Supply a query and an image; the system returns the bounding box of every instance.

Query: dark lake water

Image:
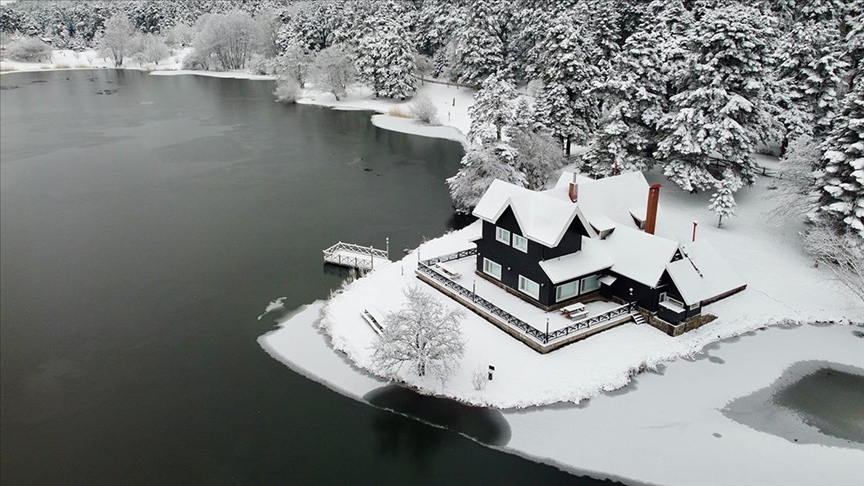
[0,70,611,485]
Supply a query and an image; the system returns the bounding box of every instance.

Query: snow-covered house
[471,171,746,326]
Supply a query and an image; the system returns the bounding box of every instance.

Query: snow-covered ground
[0,48,191,74]
[260,301,864,486]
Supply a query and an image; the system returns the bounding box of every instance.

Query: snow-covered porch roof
[666,241,747,305]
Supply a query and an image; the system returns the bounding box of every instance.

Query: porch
[416,249,637,353]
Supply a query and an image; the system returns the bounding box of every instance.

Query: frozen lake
[0,70,611,484]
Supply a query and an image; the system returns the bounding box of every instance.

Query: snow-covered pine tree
[447,143,524,213]
[582,27,669,178]
[450,0,514,86]
[657,4,776,199]
[355,20,417,99]
[467,75,517,145]
[775,21,848,141]
[843,3,863,88]
[531,15,599,155]
[814,82,864,243]
[709,169,744,226]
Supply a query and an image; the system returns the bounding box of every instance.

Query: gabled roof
[472,180,591,248]
[603,226,680,287]
[666,241,747,305]
[539,238,615,284]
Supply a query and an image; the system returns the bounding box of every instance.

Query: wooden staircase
[631,312,647,326]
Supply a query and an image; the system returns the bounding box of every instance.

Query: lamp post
[629,287,634,312]
[472,279,476,303]
[692,221,698,242]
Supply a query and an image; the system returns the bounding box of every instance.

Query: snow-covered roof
[473,180,591,248]
[666,241,747,305]
[603,226,680,287]
[539,238,615,284]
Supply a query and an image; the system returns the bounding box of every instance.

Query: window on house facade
[689,302,699,311]
[483,258,502,280]
[512,234,528,252]
[495,227,511,244]
[556,281,579,302]
[580,274,601,293]
[518,275,540,299]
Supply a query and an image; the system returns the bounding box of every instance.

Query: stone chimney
[568,173,578,203]
[645,184,661,235]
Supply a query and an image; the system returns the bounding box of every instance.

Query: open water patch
[363,385,511,446]
[722,360,864,449]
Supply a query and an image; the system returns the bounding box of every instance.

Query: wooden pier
[323,241,390,271]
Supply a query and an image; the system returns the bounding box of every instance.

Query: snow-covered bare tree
[770,135,822,221]
[134,33,169,65]
[511,130,566,190]
[814,82,864,242]
[448,143,523,213]
[276,42,311,88]
[803,223,864,304]
[409,94,439,125]
[99,14,135,67]
[371,284,466,382]
[6,36,52,62]
[311,44,355,101]
[467,75,517,144]
[354,21,417,99]
[658,5,776,201]
[194,11,259,71]
[709,169,744,227]
[166,22,194,47]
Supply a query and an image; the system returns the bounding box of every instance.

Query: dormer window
[496,227,511,244]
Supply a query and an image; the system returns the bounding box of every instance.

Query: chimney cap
[650,183,662,189]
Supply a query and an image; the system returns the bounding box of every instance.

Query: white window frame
[512,234,528,253]
[518,275,540,300]
[580,274,601,294]
[483,258,502,280]
[555,281,579,302]
[689,302,699,311]
[495,227,511,244]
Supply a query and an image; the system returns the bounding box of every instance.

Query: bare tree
[769,135,822,222]
[803,223,864,304]
[194,10,260,71]
[409,94,439,125]
[134,34,169,65]
[372,284,466,382]
[6,37,52,62]
[277,42,311,88]
[166,23,195,48]
[99,14,135,67]
[311,45,355,101]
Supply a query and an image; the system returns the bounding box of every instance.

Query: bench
[560,302,588,320]
[433,263,461,280]
[361,307,386,335]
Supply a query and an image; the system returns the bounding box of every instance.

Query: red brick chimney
[645,184,661,235]
[568,173,578,203]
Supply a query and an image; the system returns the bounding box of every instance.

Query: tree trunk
[717,215,723,227]
[565,136,572,156]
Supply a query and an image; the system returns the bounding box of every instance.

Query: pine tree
[450,0,515,86]
[582,27,669,177]
[657,5,776,197]
[531,15,599,155]
[814,82,864,243]
[355,20,417,99]
[709,169,744,226]
[775,21,848,141]
[467,75,517,145]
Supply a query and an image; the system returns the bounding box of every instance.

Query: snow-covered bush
[274,77,301,103]
[471,366,489,391]
[371,285,466,382]
[249,54,277,75]
[409,95,440,125]
[803,223,864,303]
[276,43,311,88]
[6,36,52,62]
[181,49,209,70]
